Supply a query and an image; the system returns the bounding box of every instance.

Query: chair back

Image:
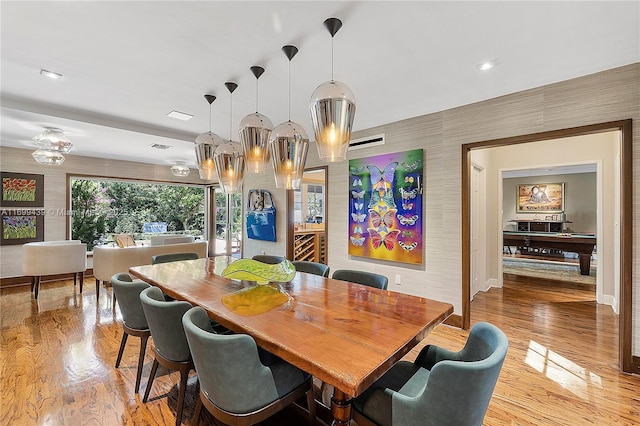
[292,261,330,277]
[415,322,508,425]
[151,252,199,264]
[332,269,388,290]
[111,273,150,330]
[252,254,285,264]
[183,306,299,414]
[140,286,192,362]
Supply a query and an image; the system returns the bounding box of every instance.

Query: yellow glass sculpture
[220,258,296,284]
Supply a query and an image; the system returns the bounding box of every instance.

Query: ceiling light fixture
[476,60,498,71]
[269,45,309,190]
[40,69,63,80]
[166,110,194,121]
[195,94,223,182]
[170,161,191,177]
[214,82,245,194]
[32,149,65,165]
[239,66,273,173]
[33,127,73,152]
[310,17,356,163]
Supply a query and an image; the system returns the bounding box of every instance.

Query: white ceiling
[1,1,638,169]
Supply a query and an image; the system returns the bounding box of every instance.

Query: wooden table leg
[578,254,591,275]
[331,388,351,426]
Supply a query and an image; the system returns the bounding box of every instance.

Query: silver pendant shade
[214,82,246,194]
[239,66,273,173]
[269,45,309,190]
[309,18,356,163]
[195,94,223,181]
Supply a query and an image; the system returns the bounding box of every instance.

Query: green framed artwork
[1,172,44,208]
[1,210,45,245]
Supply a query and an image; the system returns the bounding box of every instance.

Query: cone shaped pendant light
[309,17,356,162]
[239,66,273,173]
[269,45,309,190]
[214,82,245,194]
[195,94,223,181]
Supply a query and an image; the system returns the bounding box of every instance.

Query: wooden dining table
[130,257,453,425]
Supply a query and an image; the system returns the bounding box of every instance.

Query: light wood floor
[1,274,639,425]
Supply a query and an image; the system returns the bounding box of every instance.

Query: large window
[71,178,205,250]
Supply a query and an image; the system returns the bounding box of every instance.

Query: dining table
[129,257,454,425]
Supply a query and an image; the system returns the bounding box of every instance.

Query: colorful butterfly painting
[368,229,401,250]
[369,190,396,208]
[402,202,414,211]
[352,179,362,187]
[397,214,418,226]
[350,166,365,175]
[400,187,418,200]
[398,241,418,251]
[353,225,363,234]
[404,176,415,183]
[402,160,421,171]
[351,213,366,223]
[353,202,363,211]
[369,162,398,189]
[402,230,414,237]
[351,190,365,199]
[369,208,395,228]
[350,236,365,246]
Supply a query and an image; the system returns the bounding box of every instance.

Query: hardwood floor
[1,275,639,425]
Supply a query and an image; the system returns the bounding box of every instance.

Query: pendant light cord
[331,36,334,81]
[255,77,259,113]
[208,104,212,132]
[288,59,291,121]
[229,93,233,142]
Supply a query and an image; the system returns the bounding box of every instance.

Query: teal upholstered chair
[352,322,508,426]
[332,269,388,290]
[139,286,194,426]
[111,272,150,393]
[251,254,285,264]
[292,260,330,277]
[151,252,199,264]
[182,306,316,426]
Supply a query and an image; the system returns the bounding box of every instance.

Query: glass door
[213,189,242,256]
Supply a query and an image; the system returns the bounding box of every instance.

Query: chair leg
[30,277,35,292]
[95,279,100,299]
[74,273,77,286]
[175,363,190,426]
[34,276,41,299]
[143,358,159,403]
[192,397,202,426]
[306,385,317,426]
[135,334,149,394]
[79,272,84,293]
[115,332,129,368]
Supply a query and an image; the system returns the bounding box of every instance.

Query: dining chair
[332,269,389,290]
[182,306,316,426]
[139,286,194,426]
[352,322,509,426]
[251,254,286,264]
[292,260,330,277]
[111,273,151,393]
[151,252,199,264]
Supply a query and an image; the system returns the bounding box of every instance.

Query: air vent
[348,133,385,151]
[149,143,173,150]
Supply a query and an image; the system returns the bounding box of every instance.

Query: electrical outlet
[395,274,401,285]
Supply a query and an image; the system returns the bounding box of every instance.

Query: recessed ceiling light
[166,110,193,121]
[475,60,498,71]
[149,143,172,150]
[40,69,63,80]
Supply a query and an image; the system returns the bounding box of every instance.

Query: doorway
[462,120,633,372]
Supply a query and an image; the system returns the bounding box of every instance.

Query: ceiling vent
[149,143,173,150]
[348,133,385,151]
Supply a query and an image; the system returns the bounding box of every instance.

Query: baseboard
[0,269,94,288]
[485,278,499,290]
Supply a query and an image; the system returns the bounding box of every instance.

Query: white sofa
[92,240,208,298]
[22,240,87,299]
[149,234,195,246]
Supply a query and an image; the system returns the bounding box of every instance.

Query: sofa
[92,240,207,298]
[22,240,87,299]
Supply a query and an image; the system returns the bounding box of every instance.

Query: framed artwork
[1,172,44,208]
[516,183,564,213]
[1,210,45,245]
[348,149,423,265]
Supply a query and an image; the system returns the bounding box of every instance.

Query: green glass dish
[221,258,296,284]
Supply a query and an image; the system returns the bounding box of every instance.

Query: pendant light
[170,161,191,177]
[214,82,245,194]
[239,66,273,173]
[195,94,223,181]
[309,17,356,162]
[33,127,73,152]
[31,149,65,165]
[269,45,309,190]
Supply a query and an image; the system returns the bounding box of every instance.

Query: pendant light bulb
[195,94,223,181]
[214,82,245,194]
[239,66,273,173]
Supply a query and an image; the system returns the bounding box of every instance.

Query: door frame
[461,119,633,372]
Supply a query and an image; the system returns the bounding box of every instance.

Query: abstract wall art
[348,149,423,265]
[1,210,45,245]
[0,172,44,208]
